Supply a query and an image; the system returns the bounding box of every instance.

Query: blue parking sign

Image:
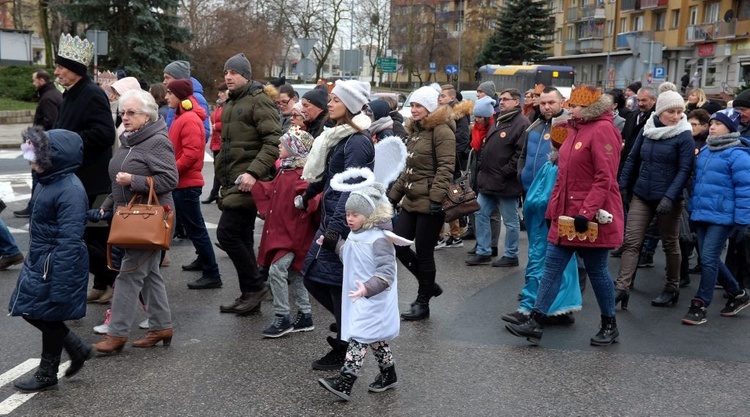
[654,66,666,79]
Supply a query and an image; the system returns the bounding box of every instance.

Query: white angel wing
[374,136,407,186]
[384,230,413,247]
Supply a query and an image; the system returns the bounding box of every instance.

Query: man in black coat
[32,70,62,130]
[618,86,656,179]
[53,33,117,300]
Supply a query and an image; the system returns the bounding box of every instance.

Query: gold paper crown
[567,85,601,107]
[550,125,569,148]
[534,84,546,95]
[57,33,94,67]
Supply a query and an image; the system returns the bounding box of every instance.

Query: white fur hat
[410,86,439,113]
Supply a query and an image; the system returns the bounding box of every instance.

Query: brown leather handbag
[107,177,174,270]
[442,176,480,222]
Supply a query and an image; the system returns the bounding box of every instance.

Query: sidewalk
[0,124,29,149]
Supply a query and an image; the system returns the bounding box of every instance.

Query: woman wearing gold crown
[505,85,624,346]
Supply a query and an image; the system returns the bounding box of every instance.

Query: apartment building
[545,0,750,95]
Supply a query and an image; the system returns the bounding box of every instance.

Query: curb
[0,143,19,150]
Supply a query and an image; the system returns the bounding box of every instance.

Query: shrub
[0,66,49,102]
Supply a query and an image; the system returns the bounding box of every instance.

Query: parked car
[459,90,478,103]
[291,84,322,98]
[371,92,408,109]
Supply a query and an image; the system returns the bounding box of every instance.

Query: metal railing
[686,19,737,42]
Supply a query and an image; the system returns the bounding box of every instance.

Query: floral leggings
[342,339,394,375]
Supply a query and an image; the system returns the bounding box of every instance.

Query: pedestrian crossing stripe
[0,151,22,160]
[0,359,72,415]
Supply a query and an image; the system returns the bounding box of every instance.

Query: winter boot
[505,311,544,345]
[312,336,347,371]
[590,315,619,346]
[318,370,358,401]
[14,353,60,392]
[62,331,94,378]
[368,364,398,393]
[401,294,430,321]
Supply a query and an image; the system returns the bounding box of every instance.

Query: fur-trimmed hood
[406,104,456,133]
[451,100,474,120]
[579,94,614,122]
[21,127,83,182]
[264,84,279,101]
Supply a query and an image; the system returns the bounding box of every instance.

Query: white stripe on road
[204,151,213,163]
[0,361,71,416]
[0,151,22,160]
[0,359,37,388]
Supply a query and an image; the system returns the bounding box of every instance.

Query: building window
[704,2,720,23]
[740,0,750,19]
[559,0,564,13]
[689,6,698,25]
[620,17,627,33]
[705,65,717,87]
[632,15,643,31]
[606,20,614,36]
[672,10,680,28]
[568,26,574,40]
[556,28,563,42]
[655,12,666,31]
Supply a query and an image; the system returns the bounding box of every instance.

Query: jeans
[534,245,615,317]
[0,218,21,257]
[268,252,311,316]
[173,187,220,278]
[475,193,519,258]
[693,222,741,306]
[217,207,264,293]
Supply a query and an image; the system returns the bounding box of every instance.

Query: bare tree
[356,0,389,83]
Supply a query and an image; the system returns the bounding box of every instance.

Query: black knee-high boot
[63,331,94,378]
[14,353,60,392]
[401,270,441,321]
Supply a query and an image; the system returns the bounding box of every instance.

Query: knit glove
[294,195,308,210]
[656,197,673,215]
[321,228,340,252]
[87,209,113,222]
[429,201,443,216]
[574,215,589,234]
[730,224,749,244]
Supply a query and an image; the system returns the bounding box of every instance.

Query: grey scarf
[706,132,742,151]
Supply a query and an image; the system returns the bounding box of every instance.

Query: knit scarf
[495,108,521,126]
[368,116,394,134]
[706,132,742,151]
[302,113,372,182]
[642,114,691,140]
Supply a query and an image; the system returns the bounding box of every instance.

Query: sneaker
[0,253,24,270]
[465,254,492,266]
[688,264,702,274]
[720,290,750,317]
[93,323,110,335]
[262,314,293,338]
[444,237,464,248]
[139,319,150,329]
[291,311,314,332]
[682,300,707,325]
[434,238,447,250]
[501,311,529,325]
[12,208,30,218]
[492,256,519,267]
[637,253,654,268]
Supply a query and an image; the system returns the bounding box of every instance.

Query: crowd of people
[1,32,750,401]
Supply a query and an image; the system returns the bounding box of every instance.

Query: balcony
[565,39,579,54]
[566,7,580,22]
[579,27,604,40]
[581,6,606,20]
[616,30,653,49]
[640,0,667,9]
[621,0,639,12]
[686,19,737,42]
[579,39,604,53]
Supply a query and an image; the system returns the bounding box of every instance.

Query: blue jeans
[0,218,21,257]
[475,193,519,258]
[534,244,615,317]
[694,222,741,306]
[173,187,220,278]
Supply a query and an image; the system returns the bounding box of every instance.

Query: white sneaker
[93,323,109,335]
[139,319,150,329]
[435,238,447,250]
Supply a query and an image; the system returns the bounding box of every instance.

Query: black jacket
[305,111,331,138]
[33,82,62,131]
[390,111,407,139]
[54,76,116,196]
[618,106,653,178]
[476,108,529,197]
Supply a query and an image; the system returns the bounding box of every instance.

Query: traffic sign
[377,57,397,73]
[446,65,458,75]
[429,62,436,74]
[653,66,666,79]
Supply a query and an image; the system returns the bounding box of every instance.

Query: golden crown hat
[57,33,95,67]
[567,85,602,108]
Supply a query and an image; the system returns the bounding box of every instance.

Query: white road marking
[0,359,37,388]
[204,151,213,163]
[0,361,71,415]
[0,151,22,160]
[205,221,217,230]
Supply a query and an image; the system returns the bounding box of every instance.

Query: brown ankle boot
[92,335,128,354]
[132,329,173,347]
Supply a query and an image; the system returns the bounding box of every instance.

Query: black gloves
[573,215,589,234]
[656,197,673,215]
[429,201,443,216]
[546,218,552,229]
[321,229,340,252]
[87,209,112,222]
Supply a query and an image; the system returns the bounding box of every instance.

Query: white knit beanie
[332,80,371,114]
[410,86,439,113]
[655,91,685,116]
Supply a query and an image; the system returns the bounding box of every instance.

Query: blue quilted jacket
[9,130,89,321]
[690,135,750,226]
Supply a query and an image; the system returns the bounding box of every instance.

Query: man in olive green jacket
[215,53,281,315]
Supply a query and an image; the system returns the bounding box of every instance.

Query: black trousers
[393,209,444,297]
[23,318,69,356]
[217,207,263,293]
[726,237,750,289]
[304,278,343,341]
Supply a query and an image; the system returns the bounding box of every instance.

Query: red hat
[167,79,193,100]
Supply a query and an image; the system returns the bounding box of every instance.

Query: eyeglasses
[118,110,144,117]
[275,99,290,107]
[291,113,303,119]
[499,97,517,102]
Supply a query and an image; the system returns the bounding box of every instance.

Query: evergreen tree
[54,0,191,81]
[475,0,553,67]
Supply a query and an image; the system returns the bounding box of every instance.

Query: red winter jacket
[545,99,624,249]
[470,116,494,152]
[209,103,223,153]
[251,165,321,272]
[168,96,206,189]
